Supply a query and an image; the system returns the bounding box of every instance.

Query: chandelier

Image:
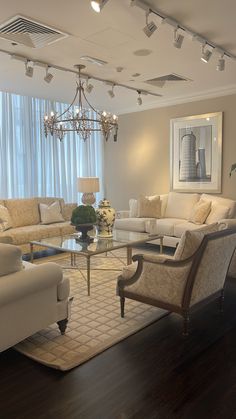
[44,64,118,142]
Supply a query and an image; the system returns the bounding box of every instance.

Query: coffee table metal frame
[30,231,163,296]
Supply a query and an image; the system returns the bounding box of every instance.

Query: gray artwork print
[179,126,212,182]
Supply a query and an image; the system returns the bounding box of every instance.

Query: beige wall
[104,93,236,210]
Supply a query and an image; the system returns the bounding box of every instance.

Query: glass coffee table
[30,229,163,296]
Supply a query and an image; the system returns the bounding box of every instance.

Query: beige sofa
[0,243,71,352]
[0,197,77,254]
[115,192,236,248]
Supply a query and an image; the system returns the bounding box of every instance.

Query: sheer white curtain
[0,92,104,203]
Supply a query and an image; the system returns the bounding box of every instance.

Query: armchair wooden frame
[117,228,236,335]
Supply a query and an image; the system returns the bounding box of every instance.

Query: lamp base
[81,193,96,205]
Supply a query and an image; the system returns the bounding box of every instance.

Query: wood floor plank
[1,278,236,419]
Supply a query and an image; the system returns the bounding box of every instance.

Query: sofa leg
[183,311,190,336]
[57,319,68,335]
[120,296,125,318]
[219,289,225,313]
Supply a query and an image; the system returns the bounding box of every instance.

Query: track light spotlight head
[143,11,157,37]
[91,0,109,13]
[108,85,115,98]
[201,44,212,63]
[85,78,94,93]
[216,55,225,71]
[137,91,142,105]
[25,60,34,78]
[173,29,184,49]
[44,66,53,83]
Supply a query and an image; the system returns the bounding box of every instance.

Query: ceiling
[0,0,236,114]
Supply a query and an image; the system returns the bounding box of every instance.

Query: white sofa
[115,192,236,248]
[0,243,71,352]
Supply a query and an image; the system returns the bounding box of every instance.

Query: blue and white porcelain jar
[96,199,115,238]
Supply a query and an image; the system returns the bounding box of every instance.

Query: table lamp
[77,177,100,205]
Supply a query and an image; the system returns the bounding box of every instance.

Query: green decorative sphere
[71,205,97,225]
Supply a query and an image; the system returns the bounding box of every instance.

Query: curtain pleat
[0,92,104,203]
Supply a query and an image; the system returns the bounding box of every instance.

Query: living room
[1,1,236,418]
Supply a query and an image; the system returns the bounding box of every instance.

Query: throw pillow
[174,223,219,261]
[39,201,65,224]
[137,195,161,218]
[0,204,13,232]
[205,202,230,225]
[188,199,212,225]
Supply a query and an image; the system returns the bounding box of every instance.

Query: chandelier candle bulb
[44,64,118,142]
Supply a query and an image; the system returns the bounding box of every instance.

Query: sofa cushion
[0,244,23,277]
[138,195,161,218]
[0,224,63,245]
[165,192,200,220]
[0,204,13,232]
[115,218,153,233]
[5,198,40,228]
[205,202,230,225]
[39,201,65,224]
[174,222,208,238]
[201,194,236,218]
[149,218,184,236]
[174,223,219,260]
[188,199,212,225]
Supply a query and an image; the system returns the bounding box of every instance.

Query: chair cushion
[0,244,23,277]
[165,192,200,220]
[5,198,40,228]
[137,195,161,218]
[0,204,13,232]
[174,223,219,260]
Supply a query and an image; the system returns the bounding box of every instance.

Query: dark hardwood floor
[1,278,236,419]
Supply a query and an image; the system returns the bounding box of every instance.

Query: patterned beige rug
[15,249,168,371]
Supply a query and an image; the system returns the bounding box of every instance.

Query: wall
[104,93,236,209]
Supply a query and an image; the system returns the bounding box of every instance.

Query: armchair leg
[120,296,125,318]
[219,289,225,313]
[57,319,68,335]
[183,311,190,336]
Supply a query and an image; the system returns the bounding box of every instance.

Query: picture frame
[170,112,223,193]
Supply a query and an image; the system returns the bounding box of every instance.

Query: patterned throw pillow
[174,223,219,261]
[0,204,13,232]
[137,195,161,218]
[188,199,212,225]
[39,201,65,224]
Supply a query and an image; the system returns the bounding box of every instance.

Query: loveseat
[0,243,71,352]
[115,192,236,248]
[0,197,77,254]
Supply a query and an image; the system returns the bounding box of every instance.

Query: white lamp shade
[77,177,100,193]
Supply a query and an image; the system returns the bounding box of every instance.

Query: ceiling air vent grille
[145,73,191,88]
[0,15,68,48]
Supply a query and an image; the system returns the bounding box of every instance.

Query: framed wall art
[170,112,223,193]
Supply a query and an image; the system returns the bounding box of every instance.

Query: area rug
[14,249,168,371]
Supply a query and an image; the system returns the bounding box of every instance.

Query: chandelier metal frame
[44,64,118,142]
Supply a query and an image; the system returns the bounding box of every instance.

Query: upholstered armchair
[0,243,71,352]
[117,228,236,335]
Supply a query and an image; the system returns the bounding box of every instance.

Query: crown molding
[117,84,236,115]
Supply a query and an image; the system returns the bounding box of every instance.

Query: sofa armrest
[0,262,64,306]
[62,203,77,221]
[218,218,236,230]
[116,210,130,219]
